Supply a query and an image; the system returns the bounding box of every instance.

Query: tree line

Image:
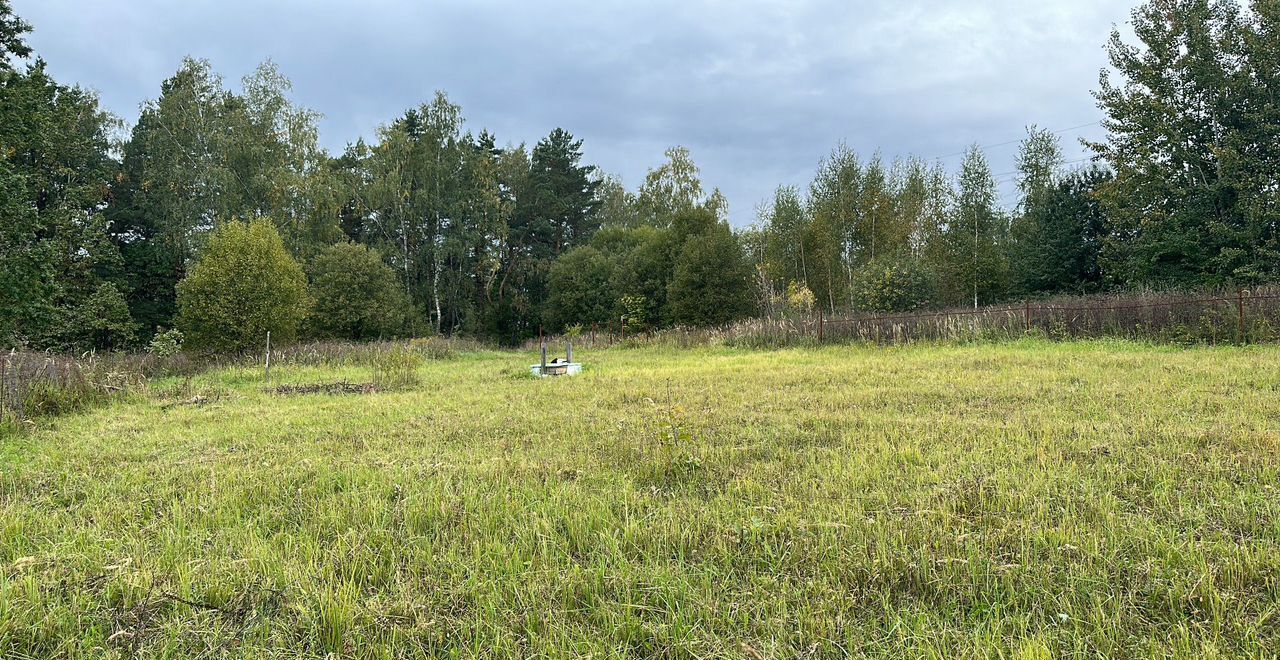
[2,0,1277,352]
[750,0,1279,316]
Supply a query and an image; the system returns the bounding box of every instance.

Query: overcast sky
[15,0,1132,226]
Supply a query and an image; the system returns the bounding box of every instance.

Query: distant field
[2,341,1278,657]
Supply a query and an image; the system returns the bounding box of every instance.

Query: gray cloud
[16,0,1131,224]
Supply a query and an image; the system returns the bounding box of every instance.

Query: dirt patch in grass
[272,382,379,396]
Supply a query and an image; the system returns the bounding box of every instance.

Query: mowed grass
[2,341,1279,658]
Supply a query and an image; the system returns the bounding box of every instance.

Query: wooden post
[540,342,547,374]
[1238,289,1246,344]
[591,323,597,348]
[1024,300,1031,333]
[265,331,272,382]
[621,316,626,342]
[567,340,574,364]
[817,309,824,343]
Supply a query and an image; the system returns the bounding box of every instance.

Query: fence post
[1238,289,1246,344]
[265,331,272,382]
[818,309,824,344]
[1024,300,1031,333]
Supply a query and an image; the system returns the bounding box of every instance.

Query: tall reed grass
[541,286,1280,350]
[0,337,481,430]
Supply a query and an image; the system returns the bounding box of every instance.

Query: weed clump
[2,353,145,430]
[369,346,423,390]
[409,337,456,360]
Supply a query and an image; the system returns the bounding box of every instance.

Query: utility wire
[990,156,1097,181]
[931,121,1102,161]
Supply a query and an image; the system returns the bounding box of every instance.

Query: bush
[851,256,937,313]
[176,219,309,354]
[148,328,184,357]
[784,281,816,317]
[61,282,137,350]
[306,242,409,340]
[667,225,755,327]
[619,295,650,333]
[542,246,615,332]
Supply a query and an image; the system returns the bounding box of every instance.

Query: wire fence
[8,288,1280,429]
[0,351,149,429]
[557,286,1280,350]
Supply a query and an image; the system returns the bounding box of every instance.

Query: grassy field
[1,340,1279,657]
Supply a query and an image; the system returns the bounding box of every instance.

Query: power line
[931,121,1102,161]
[990,156,1099,184]
[996,155,1096,178]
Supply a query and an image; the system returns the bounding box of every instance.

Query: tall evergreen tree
[1,52,128,349]
[1009,126,1066,295]
[524,128,601,256]
[1013,166,1114,295]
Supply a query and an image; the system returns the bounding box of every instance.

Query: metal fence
[816,289,1280,345]
[556,287,1280,349]
[0,351,147,428]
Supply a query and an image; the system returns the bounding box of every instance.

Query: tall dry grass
[540,286,1280,350]
[0,336,484,429]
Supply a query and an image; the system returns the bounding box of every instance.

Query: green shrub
[306,243,409,340]
[619,295,650,333]
[542,246,615,332]
[176,219,309,354]
[784,281,816,317]
[148,328,184,357]
[667,225,755,327]
[61,282,138,350]
[852,256,937,313]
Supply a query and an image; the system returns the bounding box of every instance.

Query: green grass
[2,340,1279,657]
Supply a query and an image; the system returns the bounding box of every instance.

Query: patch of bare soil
[271,382,378,396]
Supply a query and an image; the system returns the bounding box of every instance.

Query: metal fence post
[1238,289,1246,344]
